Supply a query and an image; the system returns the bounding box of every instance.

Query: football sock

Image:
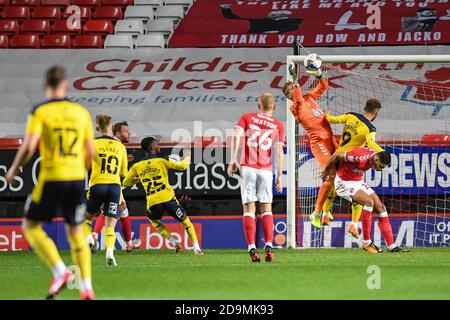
[261,212,274,245]
[24,225,65,277]
[314,179,333,216]
[322,186,336,214]
[93,214,105,235]
[378,212,395,247]
[83,219,93,239]
[104,226,116,251]
[150,219,171,238]
[361,205,374,241]
[67,231,91,285]
[182,217,199,244]
[119,215,132,243]
[352,203,363,223]
[243,212,256,247]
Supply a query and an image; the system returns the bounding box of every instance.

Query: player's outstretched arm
[5,133,39,184]
[308,76,328,100]
[168,155,191,171]
[122,165,140,187]
[322,151,345,179]
[326,113,349,124]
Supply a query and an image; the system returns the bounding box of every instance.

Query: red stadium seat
[40,0,70,7]
[421,134,450,146]
[32,6,61,20]
[10,34,40,48]
[42,34,71,48]
[0,0,11,8]
[1,6,30,20]
[53,19,82,36]
[102,0,133,7]
[83,20,113,36]
[10,0,40,7]
[72,0,101,8]
[0,19,20,36]
[22,19,51,36]
[63,6,91,21]
[94,6,123,20]
[0,34,9,48]
[73,34,103,48]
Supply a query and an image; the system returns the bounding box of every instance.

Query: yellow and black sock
[68,231,91,282]
[150,219,171,238]
[182,217,198,244]
[104,226,116,251]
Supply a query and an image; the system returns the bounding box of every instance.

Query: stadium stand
[10,33,39,47]
[42,33,70,47]
[0,33,9,47]
[104,33,132,48]
[72,33,102,47]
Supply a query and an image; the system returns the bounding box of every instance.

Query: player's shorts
[86,184,121,219]
[25,179,86,225]
[240,166,273,204]
[310,137,336,170]
[146,197,187,222]
[334,175,374,203]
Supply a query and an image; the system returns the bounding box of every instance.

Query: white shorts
[240,166,273,204]
[334,175,374,203]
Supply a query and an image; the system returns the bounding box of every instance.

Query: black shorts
[146,198,187,222]
[86,184,121,219]
[25,180,86,225]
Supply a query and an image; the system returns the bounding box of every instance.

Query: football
[304,53,323,71]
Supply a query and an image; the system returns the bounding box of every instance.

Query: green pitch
[1,248,449,300]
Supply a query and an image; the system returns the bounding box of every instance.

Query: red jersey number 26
[247,124,273,151]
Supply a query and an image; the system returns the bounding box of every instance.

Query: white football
[304,53,322,71]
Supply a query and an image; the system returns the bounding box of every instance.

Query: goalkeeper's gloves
[306,68,323,79]
[288,63,299,84]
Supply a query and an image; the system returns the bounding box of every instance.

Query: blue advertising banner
[297,145,449,195]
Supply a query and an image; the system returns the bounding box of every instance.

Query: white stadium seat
[134,0,163,9]
[125,6,154,22]
[155,5,184,22]
[164,0,192,6]
[145,20,174,36]
[104,35,134,48]
[114,20,144,36]
[135,34,165,48]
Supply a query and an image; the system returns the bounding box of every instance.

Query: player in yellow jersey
[84,114,128,266]
[123,137,204,255]
[324,99,384,239]
[5,66,95,300]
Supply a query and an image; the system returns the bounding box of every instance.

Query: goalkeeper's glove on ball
[306,68,323,79]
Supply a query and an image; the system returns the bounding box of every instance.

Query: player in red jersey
[282,66,338,229]
[322,148,410,254]
[90,121,141,252]
[228,93,285,262]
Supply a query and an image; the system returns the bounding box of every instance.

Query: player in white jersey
[228,93,285,262]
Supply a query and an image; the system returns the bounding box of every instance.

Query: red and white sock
[261,211,274,248]
[378,211,396,249]
[93,214,105,236]
[120,213,132,245]
[361,205,373,244]
[243,212,256,251]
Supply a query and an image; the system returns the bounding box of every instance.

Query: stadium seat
[63,6,92,21]
[32,6,61,20]
[42,34,71,48]
[83,20,113,35]
[104,34,133,48]
[40,0,70,7]
[53,19,82,36]
[124,6,153,22]
[1,6,30,20]
[10,0,40,8]
[145,20,173,36]
[134,0,162,9]
[94,6,123,21]
[0,0,10,8]
[0,19,20,36]
[135,34,164,48]
[114,19,143,36]
[10,34,40,48]
[102,0,133,8]
[155,5,183,21]
[72,0,101,8]
[0,34,9,48]
[164,0,192,7]
[73,34,103,48]
[421,134,450,146]
[22,19,51,36]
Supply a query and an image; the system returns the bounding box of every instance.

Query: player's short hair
[45,65,66,90]
[282,81,293,97]
[260,93,275,111]
[141,136,158,152]
[96,114,112,131]
[364,99,382,113]
[113,121,129,135]
[377,151,391,165]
